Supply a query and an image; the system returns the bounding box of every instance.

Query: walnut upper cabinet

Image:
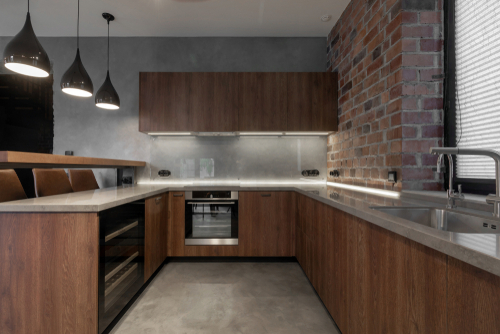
[237,73,288,132]
[287,72,338,132]
[139,72,338,133]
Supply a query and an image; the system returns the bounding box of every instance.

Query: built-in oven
[185,191,238,246]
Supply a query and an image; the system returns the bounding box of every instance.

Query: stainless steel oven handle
[187,202,235,205]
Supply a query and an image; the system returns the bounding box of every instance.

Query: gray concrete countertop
[1,183,500,277]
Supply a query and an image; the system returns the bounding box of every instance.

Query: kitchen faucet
[430,147,500,218]
[435,153,464,209]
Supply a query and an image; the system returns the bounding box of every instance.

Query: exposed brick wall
[326,0,444,191]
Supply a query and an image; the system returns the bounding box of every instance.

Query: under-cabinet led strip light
[326,182,400,198]
[147,132,332,136]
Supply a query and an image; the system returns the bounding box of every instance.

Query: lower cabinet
[296,194,448,334]
[239,191,295,256]
[144,193,168,282]
[168,192,185,257]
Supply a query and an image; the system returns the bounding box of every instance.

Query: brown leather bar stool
[68,170,100,192]
[32,169,74,198]
[0,169,28,203]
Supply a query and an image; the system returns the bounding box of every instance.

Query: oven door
[185,201,238,245]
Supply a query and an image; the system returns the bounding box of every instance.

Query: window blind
[455,0,500,179]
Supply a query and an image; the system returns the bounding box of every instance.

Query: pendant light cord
[28,0,29,13]
[77,0,80,49]
[107,20,110,71]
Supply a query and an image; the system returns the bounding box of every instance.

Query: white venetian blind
[455,0,500,179]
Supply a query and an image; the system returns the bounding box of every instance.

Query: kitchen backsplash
[136,136,327,184]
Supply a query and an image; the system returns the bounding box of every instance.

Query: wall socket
[330,170,340,178]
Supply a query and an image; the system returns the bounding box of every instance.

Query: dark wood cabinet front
[144,193,168,281]
[239,191,295,257]
[168,192,185,257]
[287,72,338,132]
[139,72,338,133]
[237,73,288,131]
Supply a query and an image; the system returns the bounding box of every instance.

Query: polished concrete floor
[110,262,340,334]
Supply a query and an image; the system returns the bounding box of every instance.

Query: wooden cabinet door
[168,192,185,257]
[447,257,500,334]
[287,72,338,132]
[238,73,288,131]
[139,72,190,132]
[144,193,167,281]
[311,72,337,132]
[213,72,239,132]
[239,192,294,256]
[189,73,214,132]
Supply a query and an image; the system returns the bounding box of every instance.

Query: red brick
[402,54,434,67]
[403,69,417,81]
[390,84,403,100]
[402,26,434,38]
[391,140,402,153]
[423,98,443,110]
[402,39,417,52]
[386,127,402,140]
[387,99,403,114]
[402,126,417,138]
[380,116,391,130]
[402,97,418,110]
[402,154,417,165]
[386,13,402,36]
[379,143,388,154]
[402,111,434,124]
[367,7,384,31]
[420,12,442,24]
[368,81,385,98]
[402,169,435,180]
[421,39,443,52]
[370,144,378,155]
[422,154,439,166]
[367,31,386,53]
[422,125,444,138]
[420,68,443,81]
[402,12,418,23]
[367,132,383,144]
[391,27,402,45]
[391,112,401,126]
[371,168,380,178]
[365,71,381,88]
[386,40,402,61]
[364,25,380,45]
[402,140,437,153]
[386,154,402,166]
[390,55,403,72]
[367,56,384,76]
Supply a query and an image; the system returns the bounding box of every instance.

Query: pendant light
[3,0,51,77]
[95,13,120,110]
[60,0,93,97]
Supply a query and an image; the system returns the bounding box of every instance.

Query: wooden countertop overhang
[0,151,146,169]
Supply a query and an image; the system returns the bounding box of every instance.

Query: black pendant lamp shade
[60,48,93,97]
[95,13,120,110]
[60,0,93,97]
[3,2,51,78]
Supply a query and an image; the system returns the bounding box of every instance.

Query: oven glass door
[185,201,238,243]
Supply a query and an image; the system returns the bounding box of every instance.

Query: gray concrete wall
[0,37,326,186]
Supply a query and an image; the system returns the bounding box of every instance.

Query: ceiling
[0,0,348,37]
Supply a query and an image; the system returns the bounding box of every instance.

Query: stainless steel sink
[370,207,500,234]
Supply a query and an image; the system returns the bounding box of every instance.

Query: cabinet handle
[173,194,184,197]
[155,196,162,204]
[261,194,271,197]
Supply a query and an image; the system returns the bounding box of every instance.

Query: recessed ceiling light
[321,15,332,22]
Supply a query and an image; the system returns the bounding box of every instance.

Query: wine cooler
[98,200,145,334]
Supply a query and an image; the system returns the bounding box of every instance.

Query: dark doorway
[0,74,54,198]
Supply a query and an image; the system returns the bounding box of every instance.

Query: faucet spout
[430,147,500,218]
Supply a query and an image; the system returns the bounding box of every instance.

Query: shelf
[0,151,146,169]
